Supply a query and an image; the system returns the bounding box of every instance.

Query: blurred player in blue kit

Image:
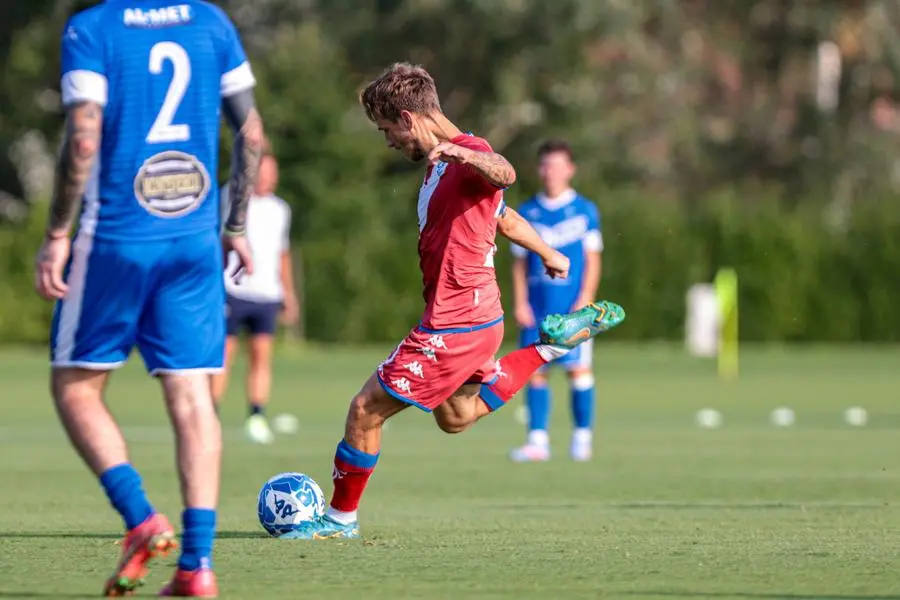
[509,140,603,463]
[33,1,264,596]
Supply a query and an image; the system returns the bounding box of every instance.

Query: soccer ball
[257,472,326,537]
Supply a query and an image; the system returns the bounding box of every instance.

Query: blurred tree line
[1,0,899,343]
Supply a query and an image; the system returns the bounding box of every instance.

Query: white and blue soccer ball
[257,472,326,537]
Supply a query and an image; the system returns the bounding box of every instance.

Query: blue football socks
[99,463,155,531]
[178,508,216,571]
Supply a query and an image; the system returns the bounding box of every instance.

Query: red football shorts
[376,318,504,412]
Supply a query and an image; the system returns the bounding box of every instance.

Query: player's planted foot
[278,515,360,540]
[509,443,550,462]
[158,568,218,598]
[539,301,625,348]
[104,513,178,597]
[245,414,274,444]
[570,428,593,462]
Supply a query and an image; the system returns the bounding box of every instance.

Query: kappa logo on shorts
[403,361,425,378]
[418,347,438,362]
[391,377,412,394]
[427,335,447,350]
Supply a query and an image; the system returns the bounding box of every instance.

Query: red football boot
[103,513,178,596]
[158,568,218,598]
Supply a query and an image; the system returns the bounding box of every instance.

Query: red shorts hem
[377,320,504,411]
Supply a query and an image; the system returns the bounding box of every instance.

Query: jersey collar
[536,188,576,211]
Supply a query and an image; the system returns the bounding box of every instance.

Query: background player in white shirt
[213,148,298,443]
[509,140,603,463]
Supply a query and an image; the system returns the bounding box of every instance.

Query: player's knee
[530,373,548,387]
[161,374,216,416]
[50,369,103,405]
[569,371,595,390]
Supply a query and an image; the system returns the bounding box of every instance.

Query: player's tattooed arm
[222,89,265,235]
[428,142,516,188]
[463,150,517,189]
[46,101,103,238]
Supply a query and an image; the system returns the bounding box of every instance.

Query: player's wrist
[45,228,69,241]
[223,225,246,237]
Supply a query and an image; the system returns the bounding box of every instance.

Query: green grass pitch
[0,344,897,599]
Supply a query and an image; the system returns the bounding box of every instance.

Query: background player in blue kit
[32,1,264,596]
[509,140,603,463]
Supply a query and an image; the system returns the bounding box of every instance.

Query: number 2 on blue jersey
[146,42,191,143]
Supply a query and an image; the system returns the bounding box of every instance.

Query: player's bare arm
[498,207,569,279]
[35,101,102,300]
[222,89,265,276]
[428,143,517,188]
[48,101,103,237]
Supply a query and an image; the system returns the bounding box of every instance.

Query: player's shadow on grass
[0,530,266,540]
[624,591,900,600]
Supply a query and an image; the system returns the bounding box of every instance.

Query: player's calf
[433,384,484,433]
[282,376,407,540]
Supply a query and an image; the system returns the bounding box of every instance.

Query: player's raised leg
[280,374,407,539]
[435,301,624,433]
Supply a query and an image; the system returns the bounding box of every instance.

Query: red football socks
[480,345,548,410]
[329,440,379,514]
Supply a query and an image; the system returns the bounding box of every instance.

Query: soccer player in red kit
[282,63,624,539]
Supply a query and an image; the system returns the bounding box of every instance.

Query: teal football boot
[539,301,625,348]
[278,515,360,540]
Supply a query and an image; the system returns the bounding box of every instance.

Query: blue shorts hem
[376,373,433,413]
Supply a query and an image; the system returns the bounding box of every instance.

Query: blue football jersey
[511,190,603,317]
[60,0,256,241]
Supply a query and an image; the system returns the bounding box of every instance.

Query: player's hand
[514,302,536,329]
[427,142,473,165]
[34,234,71,300]
[542,251,570,280]
[222,233,254,282]
[281,294,300,325]
[409,115,441,156]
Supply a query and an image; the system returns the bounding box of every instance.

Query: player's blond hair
[360,62,442,122]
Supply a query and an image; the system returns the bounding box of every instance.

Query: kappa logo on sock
[332,464,346,481]
[491,361,507,380]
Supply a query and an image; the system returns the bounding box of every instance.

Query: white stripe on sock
[325,506,357,524]
[535,344,570,362]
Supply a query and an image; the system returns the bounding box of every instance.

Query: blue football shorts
[50,229,225,375]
